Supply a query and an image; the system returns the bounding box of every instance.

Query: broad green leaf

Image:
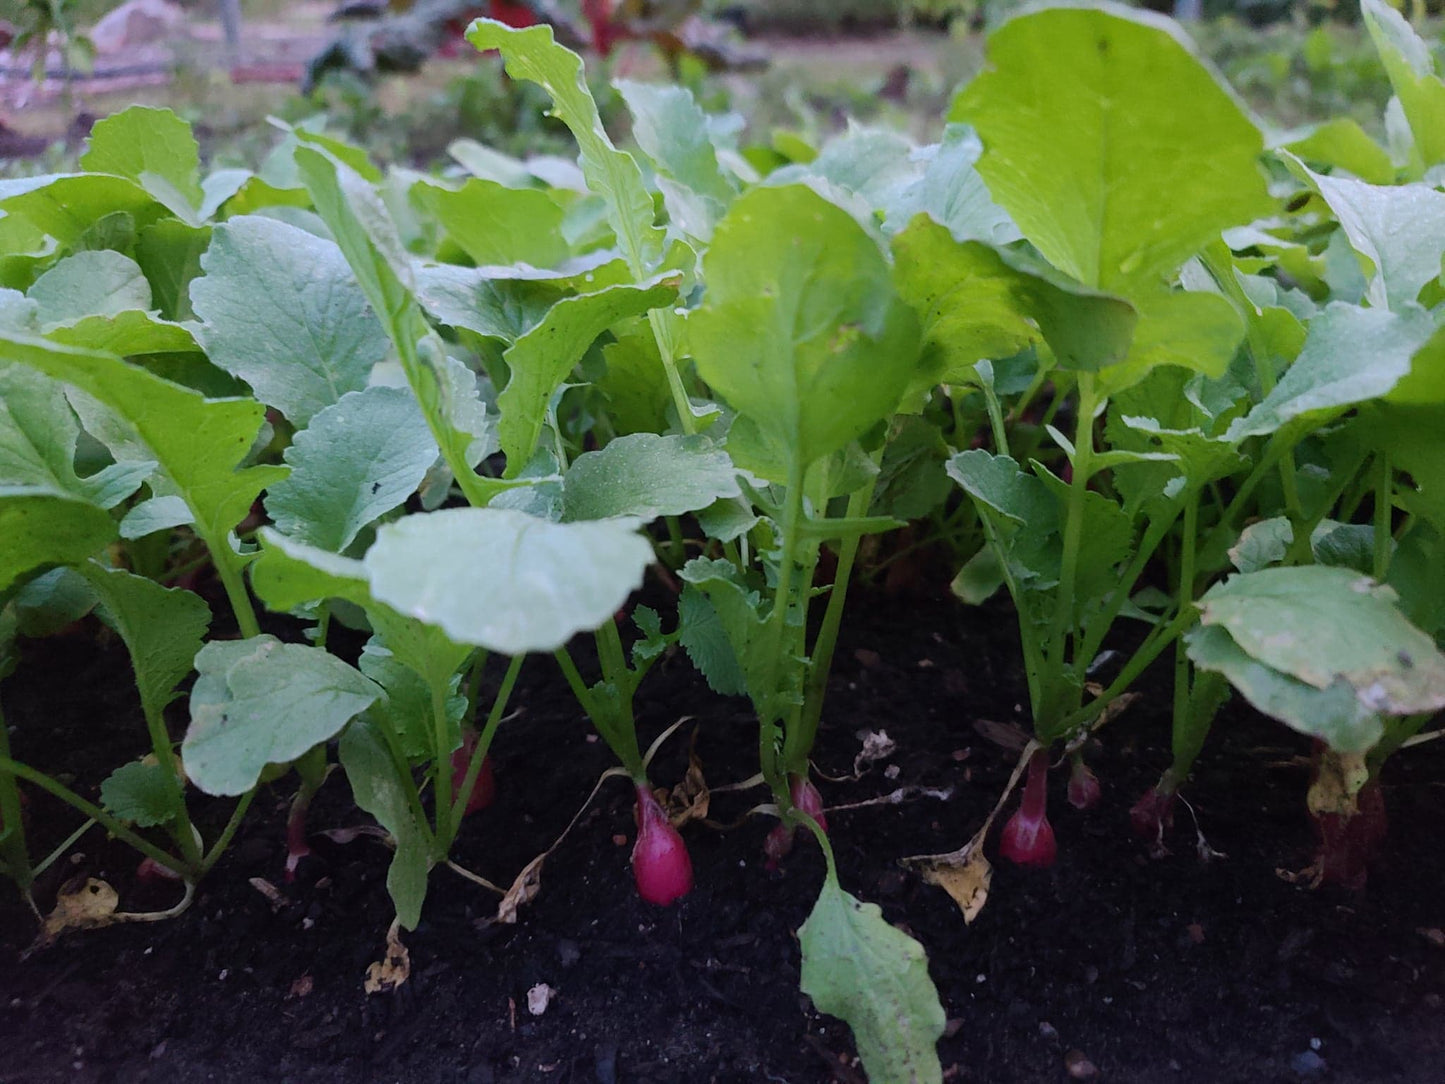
[0,332,287,553]
[883,124,1020,246]
[617,80,734,239]
[1278,119,1395,185]
[364,508,654,653]
[1196,566,1445,718]
[10,568,97,637]
[0,287,37,331]
[945,450,1057,533]
[81,106,204,224]
[597,323,671,436]
[1114,415,1243,509]
[1187,624,1382,753]
[338,717,430,929]
[120,495,192,539]
[1361,0,1445,172]
[774,126,918,219]
[1385,320,1445,407]
[0,174,162,247]
[950,2,1271,294]
[676,584,748,697]
[1285,153,1445,311]
[1097,289,1243,396]
[561,433,739,522]
[411,178,571,268]
[496,277,679,473]
[266,386,438,552]
[689,185,919,479]
[79,562,210,726]
[191,216,390,426]
[28,251,152,327]
[358,638,467,760]
[184,635,383,796]
[0,486,117,593]
[46,311,199,357]
[466,20,665,275]
[415,264,563,343]
[100,761,177,828]
[1354,403,1445,531]
[1231,303,1436,440]
[135,219,210,322]
[798,876,945,1084]
[0,364,153,508]
[892,218,1135,384]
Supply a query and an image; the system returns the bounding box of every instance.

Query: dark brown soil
[2,585,1443,1084]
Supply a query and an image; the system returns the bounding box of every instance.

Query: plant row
[3,2,1445,1078]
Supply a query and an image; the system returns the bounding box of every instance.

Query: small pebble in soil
[1291,1050,1328,1077]
[1064,1049,1098,1079]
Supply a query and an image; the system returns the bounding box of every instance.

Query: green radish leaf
[0,486,117,593]
[617,79,734,240]
[561,433,739,522]
[1186,624,1383,753]
[1227,516,1294,573]
[884,124,1020,245]
[266,386,438,552]
[892,218,1135,384]
[1097,288,1243,395]
[78,562,210,726]
[28,250,152,327]
[191,216,389,426]
[465,20,665,275]
[0,332,287,553]
[120,496,192,540]
[496,277,679,473]
[0,287,38,332]
[0,174,161,248]
[100,761,178,828]
[1231,303,1436,440]
[135,219,211,322]
[46,311,199,356]
[689,185,920,480]
[0,365,154,508]
[799,876,945,1084]
[1284,153,1445,311]
[81,106,204,224]
[1196,566,1445,721]
[411,178,571,268]
[9,568,98,637]
[676,583,749,697]
[338,716,430,930]
[598,323,672,437]
[1277,118,1395,186]
[950,3,1271,294]
[1361,0,1445,172]
[364,508,654,653]
[415,263,563,343]
[358,638,466,760]
[945,450,1058,533]
[184,635,383,797]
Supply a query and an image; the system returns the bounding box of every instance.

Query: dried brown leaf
[363,921,410,995]
[41,877,119,941]
[495,854,546,925]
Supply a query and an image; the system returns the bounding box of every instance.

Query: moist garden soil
[2,579,1443,1084]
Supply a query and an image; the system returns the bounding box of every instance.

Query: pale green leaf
[561,433,739,523]
[28,251,152,328]
[46,311,199,356]
[799,877,945,1084]
[1231,302,1436,440]
[0,174,161,248]
[883,124,1020,245]
[950,2,1271,294]
[191,216,390,426]
[266,386,438,552]
[1277,118,1395,185]
[1186,624,1383,753]
[184,635,382,796]
[1196,566,1445,718]
[364,508,654,653]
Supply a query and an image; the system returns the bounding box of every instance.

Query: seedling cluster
[3,2,1444,1077]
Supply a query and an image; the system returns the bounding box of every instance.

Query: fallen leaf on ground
[853,729,896,776]
[495,854,546,924]
[363,922,410,994]
[41,877,120,941]
[668,745,709,826]
[905,848,993,924]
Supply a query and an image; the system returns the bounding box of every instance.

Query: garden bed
[3,583,1442,1084]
